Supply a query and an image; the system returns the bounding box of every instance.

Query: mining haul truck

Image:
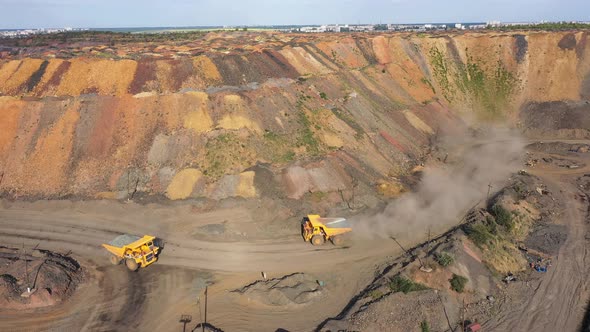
[301,214,352,246]
[102,234,160,271]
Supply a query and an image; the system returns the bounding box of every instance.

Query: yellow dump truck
[102,234,160,271]
[301,214,352,246]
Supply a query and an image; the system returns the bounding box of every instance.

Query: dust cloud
[353,126,525,240]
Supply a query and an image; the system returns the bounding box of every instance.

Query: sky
[1,0,589,29]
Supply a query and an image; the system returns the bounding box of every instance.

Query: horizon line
[3,19,589,31]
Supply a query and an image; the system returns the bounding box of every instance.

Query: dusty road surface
[483,142,590,331]
[0,200,409,331]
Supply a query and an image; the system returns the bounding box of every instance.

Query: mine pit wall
[0,31,589,200]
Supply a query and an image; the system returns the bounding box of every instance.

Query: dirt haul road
[0,200,406,332]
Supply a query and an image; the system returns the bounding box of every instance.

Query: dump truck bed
[102,234,157,257]
[302,214,352,245]
[317,217,351,229]
[108,234,142,247]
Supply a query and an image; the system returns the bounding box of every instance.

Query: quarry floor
[0,139,588,332]
[0,199,401,331]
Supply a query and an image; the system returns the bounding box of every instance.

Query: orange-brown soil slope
[0,31,589,200]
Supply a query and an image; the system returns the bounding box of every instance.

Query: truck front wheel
[311,235,325,246]
[125,258,139,271]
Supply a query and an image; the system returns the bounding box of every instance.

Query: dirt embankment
[520,100,590,138]
[320,154,586,332]
[0,246,82,310]
[0,31,589,203]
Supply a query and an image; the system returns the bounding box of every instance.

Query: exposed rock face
[0,31,589,200]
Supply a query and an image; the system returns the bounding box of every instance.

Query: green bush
[420,320,430,332]
[464,223,494,247]
[368,289,383,300]
[279,151,295,162]
[492,205,514,231]
[388,275,428,294]
[319,92,328,100]
[296,112,321,156]
[449,274,468,293]
[435,252,454,267]
[485,216,498,235]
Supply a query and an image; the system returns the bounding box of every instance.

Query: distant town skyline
[1,0,589,29]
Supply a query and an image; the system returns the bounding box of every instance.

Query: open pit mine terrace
[0,30,589,331]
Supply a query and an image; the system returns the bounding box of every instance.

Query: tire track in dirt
[0,199,402,331]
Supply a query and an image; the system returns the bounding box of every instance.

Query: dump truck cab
[102,234,160,271]
[301,214,352,246]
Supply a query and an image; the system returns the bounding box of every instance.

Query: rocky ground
[320,140,590,332]
[0,141,587,332]
[0,246,82,310]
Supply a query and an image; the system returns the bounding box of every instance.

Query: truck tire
[125,258,139,271]
[331,235,344,246]
[311,235,325,246]
[110,255,122,265]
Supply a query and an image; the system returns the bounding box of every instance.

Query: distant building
[324,24,341,32]
[291,21,487,34]
[300,26,324,33]
[0,27,83,38]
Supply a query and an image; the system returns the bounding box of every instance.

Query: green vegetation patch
[462,202,532,275]
[456,55,518,116]
[296,112,321,156]
[428,46,454,102]
[492,204,515,231]
[464,203,520,248]
[309,191,327,202]
[464,222,495,248]
[435,252,455,267]
[388,275,428,294]
[449,274,468,293]
[369,289,384,300]
[261,130,296,163]
[203,132,255,180]
[487,22,590,31]
[428,46,519,117]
